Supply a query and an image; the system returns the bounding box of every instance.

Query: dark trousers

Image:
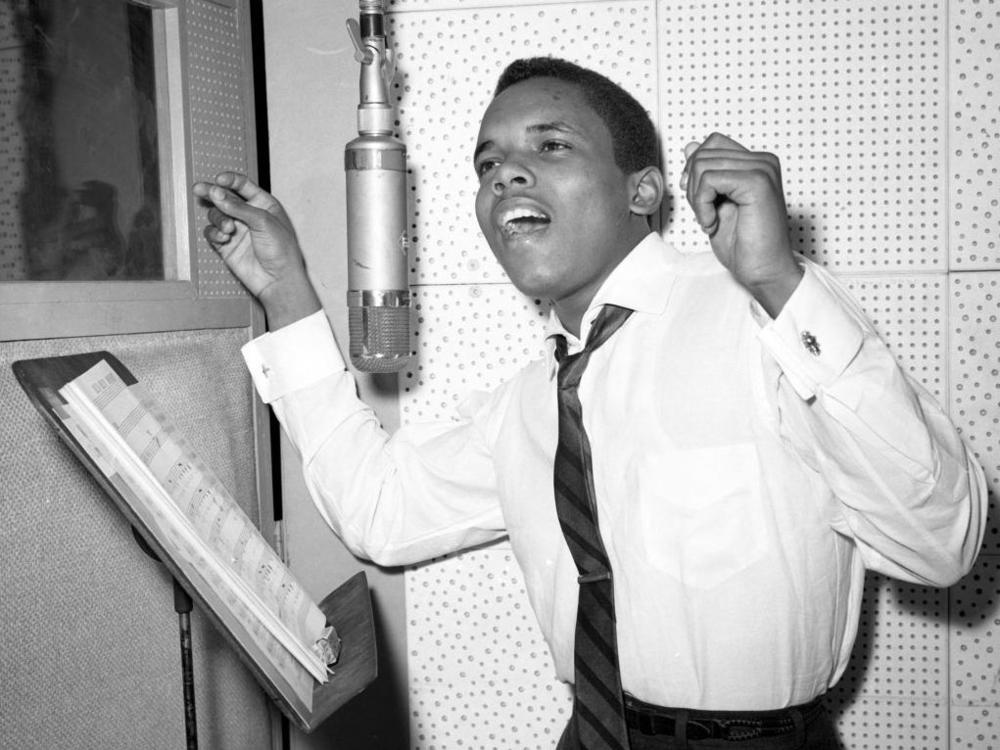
[556,696,842,750]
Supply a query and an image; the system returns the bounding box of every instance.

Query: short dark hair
[494,57,659,174]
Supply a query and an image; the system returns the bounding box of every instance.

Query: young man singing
[195,58,985,750]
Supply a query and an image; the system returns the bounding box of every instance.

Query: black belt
[624,697,823,742]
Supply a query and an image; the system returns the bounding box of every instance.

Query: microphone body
[345,133,409,373]
[345,1,410,373]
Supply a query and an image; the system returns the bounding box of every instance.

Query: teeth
[499,207,549,225]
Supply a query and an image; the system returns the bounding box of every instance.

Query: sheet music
[57,360,329,701]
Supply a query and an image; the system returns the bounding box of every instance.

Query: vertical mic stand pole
[133,528,198,749]
[174,579,198,750]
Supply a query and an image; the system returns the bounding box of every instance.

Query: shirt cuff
[241,311,347,403]
[753,264,865,400]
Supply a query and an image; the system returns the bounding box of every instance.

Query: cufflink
[801,331,821,356]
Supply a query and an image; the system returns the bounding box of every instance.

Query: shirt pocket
[635,443,769,590]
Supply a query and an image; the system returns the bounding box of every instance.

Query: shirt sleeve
[754,263,987,587]
[242,311,508,566]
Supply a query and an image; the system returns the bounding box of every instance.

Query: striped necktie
[553,304,633,749]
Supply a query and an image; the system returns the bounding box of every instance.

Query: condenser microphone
[344,0,410,372]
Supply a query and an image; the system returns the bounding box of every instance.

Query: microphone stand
[133,528,198,749]
[174,579,198,750]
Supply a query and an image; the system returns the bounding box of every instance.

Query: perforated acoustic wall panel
[843,276,949,402]
[382,1,1000,749]
[949,0,1000,270]
[0,4,26,280]
[950,3,1000,745]
[951,271,1000,552]
[660,1,948,272]
[186,0,254,297]
[949,269,1000,748]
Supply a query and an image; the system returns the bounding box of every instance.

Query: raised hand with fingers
[193,172,320,328]
[681,133,803,317]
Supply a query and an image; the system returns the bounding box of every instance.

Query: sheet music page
[57,360,330,697]
[58,398,318,707]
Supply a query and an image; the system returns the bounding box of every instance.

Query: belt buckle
[719,720,763,741]
[687,717,762,742]
[686,719,714,741]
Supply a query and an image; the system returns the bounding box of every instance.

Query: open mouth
[498,206,551,237]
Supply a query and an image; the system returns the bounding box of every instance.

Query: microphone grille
[349,305,411,373]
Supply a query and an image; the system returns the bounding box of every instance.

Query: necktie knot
[585,304,633,352]
[555,304,633,390]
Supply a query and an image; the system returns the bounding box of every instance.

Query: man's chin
[501,269,561,301]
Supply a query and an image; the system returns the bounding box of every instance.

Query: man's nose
[492,158,533,194]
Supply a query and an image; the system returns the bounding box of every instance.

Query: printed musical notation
[56,359,333,705]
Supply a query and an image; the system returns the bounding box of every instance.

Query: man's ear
[627,166,664,217]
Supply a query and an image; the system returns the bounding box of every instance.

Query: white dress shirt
[242,232,986,711]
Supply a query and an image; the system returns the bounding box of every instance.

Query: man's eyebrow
[528,121,579,137]
[472,121,581,162]
[472,139,494,163]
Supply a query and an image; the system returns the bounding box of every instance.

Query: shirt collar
[543,232,680,377]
